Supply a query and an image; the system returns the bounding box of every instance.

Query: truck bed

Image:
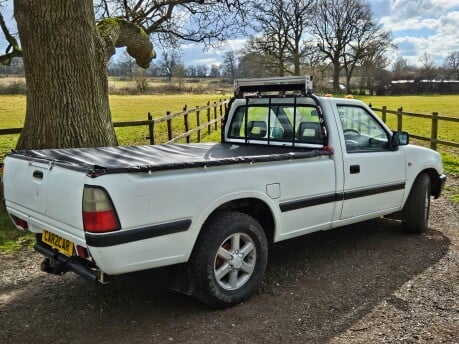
[9,143,331,177]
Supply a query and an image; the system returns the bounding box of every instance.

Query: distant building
[387,80,459,95]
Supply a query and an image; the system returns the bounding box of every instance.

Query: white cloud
[191,57,221,66]
[375,0,459,66]
[182,39,248,67]
[388,0,459,19]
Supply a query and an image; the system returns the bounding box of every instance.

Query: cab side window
[337,105,389,152]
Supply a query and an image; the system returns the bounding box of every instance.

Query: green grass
[353,95,459,176]
[0,207,34,252]
[0,94,229,156]
[356,95,459,144]
[1,93,458,252]
[0,93,457,164]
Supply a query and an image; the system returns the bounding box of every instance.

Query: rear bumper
[34,241,100,282]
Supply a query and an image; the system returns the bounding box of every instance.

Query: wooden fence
[370,106,459,151]
[0,99,229,146]
[1,100,457,152]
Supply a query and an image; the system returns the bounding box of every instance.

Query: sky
[181,0,459,68]
[1,0,459,69]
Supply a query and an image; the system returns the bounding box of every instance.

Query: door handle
[33,170,44,179]
[350,165,360,174]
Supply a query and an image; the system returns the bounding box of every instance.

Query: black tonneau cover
[9,143,331,178]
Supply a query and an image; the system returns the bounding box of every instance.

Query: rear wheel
[190,211,268,308]
[402,173,431,233]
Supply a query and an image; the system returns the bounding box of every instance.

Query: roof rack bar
[234,76,313,98]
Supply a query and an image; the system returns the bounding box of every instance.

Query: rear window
[228,104,323,145]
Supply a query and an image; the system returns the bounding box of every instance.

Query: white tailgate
[3,157,87,242]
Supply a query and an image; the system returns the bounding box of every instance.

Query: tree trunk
[332,60,341,93]
[14,0,117,149]
[293,51,300,76]
[278,56,285,77]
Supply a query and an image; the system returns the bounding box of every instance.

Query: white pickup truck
[3,76,446,307]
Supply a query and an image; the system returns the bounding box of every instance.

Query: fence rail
[1,101,457,152]
[371,106,459,151]
[0,99,229,146]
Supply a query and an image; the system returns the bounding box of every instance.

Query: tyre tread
[190,210,267,308]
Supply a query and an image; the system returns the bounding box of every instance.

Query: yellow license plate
[42,230,74,256]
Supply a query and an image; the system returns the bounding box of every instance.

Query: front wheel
[190,211,268,308]
[402,173,431,233]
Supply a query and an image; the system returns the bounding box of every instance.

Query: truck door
[336,104,406,219]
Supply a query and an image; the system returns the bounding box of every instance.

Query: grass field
[357,95,459,143]
[0,94,230,156]
[355,95,459,174]
[0,93,458,252]
[0,94,457,173]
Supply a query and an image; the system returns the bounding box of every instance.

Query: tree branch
[0,10,22,65]
[97,18,156,68]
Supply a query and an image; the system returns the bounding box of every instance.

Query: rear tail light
[82,186,120,233]
[11,215,28,230]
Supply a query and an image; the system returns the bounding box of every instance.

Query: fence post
[167,111,172,141]
[196,106,201,142]
[382,106,387,123]
[431,111,438,150]
[183,105,190,144]
[397,107,403,131]
[207,101,211,134]
[147,112,155,145]
[215,100,220,130]
[214,101,218,129]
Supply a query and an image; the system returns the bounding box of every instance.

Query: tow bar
[34,241,101,283]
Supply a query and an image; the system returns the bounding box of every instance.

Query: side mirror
[391,131,409,149]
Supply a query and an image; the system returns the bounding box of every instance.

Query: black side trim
[279,182,406,213]
[343,182,405,200]
[85,219,192,247]
[280,193,341,212]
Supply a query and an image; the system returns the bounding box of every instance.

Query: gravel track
[0,176,458,344]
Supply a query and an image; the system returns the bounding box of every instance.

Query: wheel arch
[198,197,276,246]
[409,168,441,199]
[421,168,442,199]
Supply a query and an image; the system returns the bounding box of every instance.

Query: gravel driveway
[1,176,458,344]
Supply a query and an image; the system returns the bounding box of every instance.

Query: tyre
[190,210,268,308]
[402,173,431,233]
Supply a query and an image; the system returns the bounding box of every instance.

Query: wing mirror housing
[391,131,409,150]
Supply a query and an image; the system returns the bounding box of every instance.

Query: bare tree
[0,0,249,149]
[96,0,249,45]
[342,23,392,93]
[222,50,238,81]
[158,49,183,81]
[392,56,408,79]
[443,51,459,80]
[209,64,221,77]
[251,1,290,76]
[250,0,313,76]
[196,65,208,78]
[239,37,281,77]
[418,52,437,80]
[359,41,391,95]
[311,0,378,92]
